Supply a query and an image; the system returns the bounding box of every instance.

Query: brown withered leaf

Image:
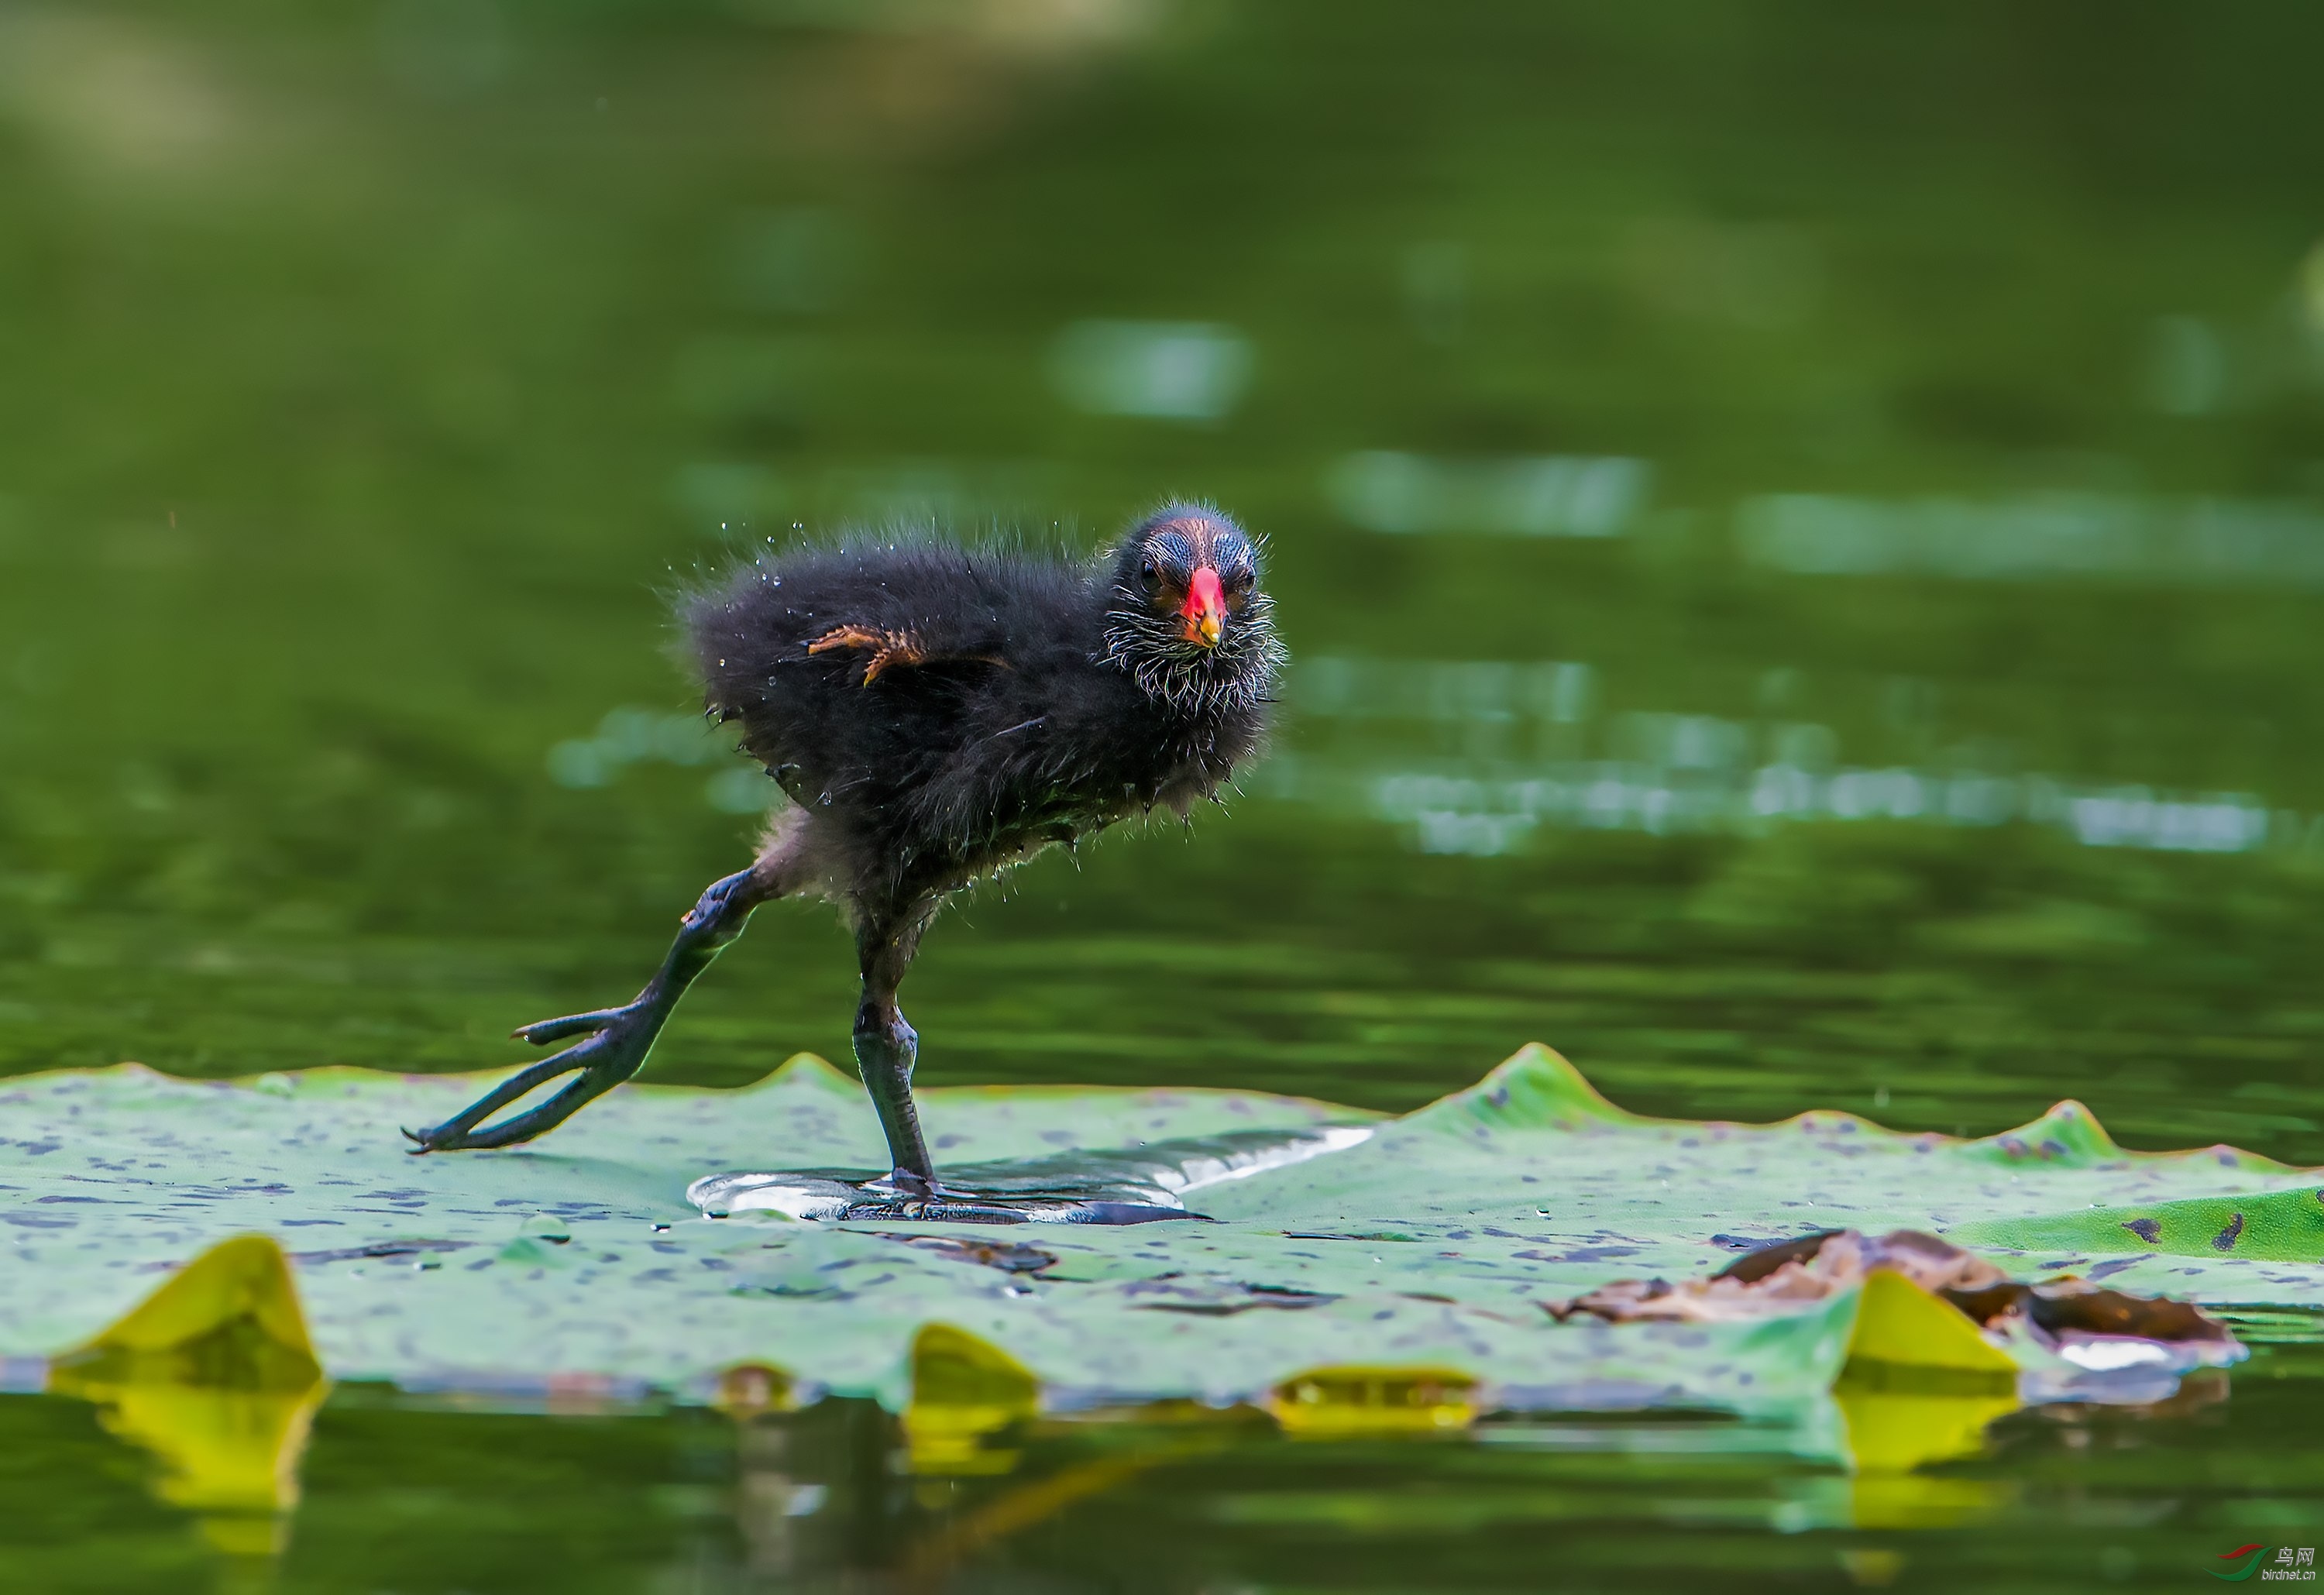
[1549,1228,2236,1360]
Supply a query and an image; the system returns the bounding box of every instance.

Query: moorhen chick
[406,504,1284,1212]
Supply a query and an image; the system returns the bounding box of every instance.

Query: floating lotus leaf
[1948,1186,2324,1262]
[2,1045,2315,1421]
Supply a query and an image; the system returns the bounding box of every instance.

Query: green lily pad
[1948,1187,2324,1262]
[0,1046,2314,1415]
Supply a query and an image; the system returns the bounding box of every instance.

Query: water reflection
[1347,764,2281,858]
[1284,656,2296,858]
[1048,321,1253,421]
[2,1334,2311,1593]
[698,1353,2302,1590]
[1324,452,1651,538]
[1739,491,2324,587]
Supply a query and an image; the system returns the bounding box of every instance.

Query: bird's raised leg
[404,865,775,1153]
[851,910,939,1191]
[806,624,1010,685]
[806,624,925,686]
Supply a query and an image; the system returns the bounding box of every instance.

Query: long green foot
[402,867,765,1153]
[403,1002,658,1153]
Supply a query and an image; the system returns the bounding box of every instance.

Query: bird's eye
[1140,559,1160,586]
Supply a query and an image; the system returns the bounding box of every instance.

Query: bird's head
[1099,504,1284,714]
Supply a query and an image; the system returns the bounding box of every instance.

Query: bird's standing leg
[404,863,780,1152]
[852,910,938,1190]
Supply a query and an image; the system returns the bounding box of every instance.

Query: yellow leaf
[1844,1267,2017,1375]
[905,1323,1040,1475]
[44,1235,329,1540]
[1265,1365,1477,1437]
[51,1233,320,1390]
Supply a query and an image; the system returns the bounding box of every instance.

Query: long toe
[512,1005,634,1045]
[401,1117,528,1155]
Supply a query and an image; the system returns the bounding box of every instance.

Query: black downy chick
[406,504,1284,1205]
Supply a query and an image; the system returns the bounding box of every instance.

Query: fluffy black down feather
[681,517,1277,926]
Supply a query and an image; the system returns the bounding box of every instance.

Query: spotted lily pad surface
[2,1047,2315,1412]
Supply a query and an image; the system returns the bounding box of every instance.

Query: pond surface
[5,1353,2324,1594]
[4,2,2324,1588]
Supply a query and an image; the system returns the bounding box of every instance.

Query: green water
[5,2,2324,1587]
[4,1353,2323,1594]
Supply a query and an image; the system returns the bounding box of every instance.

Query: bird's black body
[685,531,1274,929]
[407,504,1283,1216]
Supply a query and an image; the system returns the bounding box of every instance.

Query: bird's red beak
[1180,566,1226,648]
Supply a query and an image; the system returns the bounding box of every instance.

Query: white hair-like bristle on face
[1098,584,1284,717]
[1095,509,1284,717]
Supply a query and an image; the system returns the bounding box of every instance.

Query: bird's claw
[865,1167,955,1218]
[806,624,924,686]
[404,1007,656,1154]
